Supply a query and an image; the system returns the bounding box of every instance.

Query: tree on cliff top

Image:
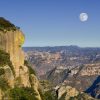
[0,17,18,32]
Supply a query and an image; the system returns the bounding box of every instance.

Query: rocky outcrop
[56,85,95,100]
[30,74,42,100]
[57,85,79,100]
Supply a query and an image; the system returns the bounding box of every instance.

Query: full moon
[79,13,88,22]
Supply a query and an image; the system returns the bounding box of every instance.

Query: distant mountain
[23,45,79,52]
[23,45,100,52]
[23,46,100,76]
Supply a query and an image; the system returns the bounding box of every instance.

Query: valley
[23,46,100,99]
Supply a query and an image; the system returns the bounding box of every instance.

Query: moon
[79,13,88,22]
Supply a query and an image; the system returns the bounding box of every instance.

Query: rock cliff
[0,17,42,100]
[0,17,30,87]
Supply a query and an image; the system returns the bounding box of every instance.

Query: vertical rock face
[0,18,31,87]
[0,18,42,100]
[0,30,25,77]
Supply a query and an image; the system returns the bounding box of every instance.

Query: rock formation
[0,17,30,87]
[0,17,42,100]
[56,85,96,100]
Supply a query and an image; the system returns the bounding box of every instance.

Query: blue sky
[0,0,100,47]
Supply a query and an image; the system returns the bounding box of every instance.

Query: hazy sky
[0,0,100,47]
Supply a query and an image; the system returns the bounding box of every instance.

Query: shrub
[0,17,17,32]
[43,90,57,100]
[0,77,9,91]
[0,50,10,66]
[0,50,15,75]
[9,87,39,100]
[24,60,36,75]
[0,68,5,75]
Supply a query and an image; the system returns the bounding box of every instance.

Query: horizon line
[22,45,100,48]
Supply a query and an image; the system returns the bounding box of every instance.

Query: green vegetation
[0,50,57,100]
[59,93,95,100]
[59,93,66,100]
[0,17,17,32]
[0,50,15,75]
[14,77,22,87]
[72,93,95,100]
[59,92,95,100]
[37,88,57,100]
[39,80,57,100]
[43,90,57,100]
[40,80,54,91]
[0,49,10,66]
[0,68,5,75]
[24,60,36,75]
[8,87,39,100]
[59,90,95,100]
[0,77,9,91]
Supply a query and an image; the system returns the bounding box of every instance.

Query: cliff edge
[0,17,42,100]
